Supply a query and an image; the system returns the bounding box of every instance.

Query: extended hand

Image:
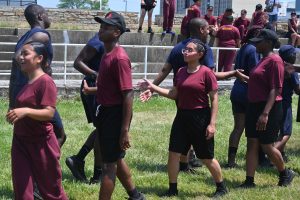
[140,89,153,102]
[235,69,248,82]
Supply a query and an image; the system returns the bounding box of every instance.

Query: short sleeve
[87,35,104,53]
[291,72,300,88]
[116,58,133,91]
[205,70,218,93]
[202,45,215,68]
[38,77,57,108]
[267,60,284,90]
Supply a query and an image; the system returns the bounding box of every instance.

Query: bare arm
[206,90,218,140]
[153,62,172,86]
[6,106,55,124]
[73,45,99,77]
[119,90,134,151]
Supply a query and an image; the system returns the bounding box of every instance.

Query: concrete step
[0,28,17,35]
[0,52,14,60]
[0,35,19,42]
[0,61,12,70]
[0,44,15,52]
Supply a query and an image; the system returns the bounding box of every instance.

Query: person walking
[239,29,296,188]
[7,41,68,200]
[65,34,104,184]
[140,39,228,198]
[83,11,145,200]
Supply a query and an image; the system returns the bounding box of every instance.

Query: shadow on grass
[62,169,93,183]
[0,185,13,199]
[138,185,209,200]
[132,161,167,173]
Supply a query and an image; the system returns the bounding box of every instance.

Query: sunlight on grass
[0,95,299,199]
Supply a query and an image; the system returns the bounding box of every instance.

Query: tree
[58,0,109,10]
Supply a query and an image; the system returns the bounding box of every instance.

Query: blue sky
[37,0,161,17]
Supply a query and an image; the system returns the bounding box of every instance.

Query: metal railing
[0,42,247,87]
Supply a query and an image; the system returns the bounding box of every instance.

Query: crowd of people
[5,2,299,200]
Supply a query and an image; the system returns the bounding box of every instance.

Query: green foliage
[57,0,109,10]
[1,95,299,199]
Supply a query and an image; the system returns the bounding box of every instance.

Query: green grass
[1,94,300,200]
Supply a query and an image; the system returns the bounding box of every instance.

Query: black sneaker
[89,176,101,185]
[138,27,142,33]
[180,165,197,174]
[65,155,87,182]
[238,181,256,189]
[128,192,146,200]
[147,27,154,34]
[189,158,202,168]
[278,169,296,187]
[162,189,178,197]
[224,162,238,169]
[213,186,228,198]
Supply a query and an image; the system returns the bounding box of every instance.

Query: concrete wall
[0,7,139,31]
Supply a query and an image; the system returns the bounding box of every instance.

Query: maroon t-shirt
[216,25,240,47]
[204,14,217,26]
[234,17,250,28]
[174,66,218,110]
[96,46,132,106]
[14,74,57,141]
[248,54,284,103]
[252,11,265,27]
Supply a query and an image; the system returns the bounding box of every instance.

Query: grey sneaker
[278,169,296,187]
[128,192,146,200]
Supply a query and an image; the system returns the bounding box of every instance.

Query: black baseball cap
[94,11,126,34]
[225,8,234,13]
[207,5,213,10]
[249,29,278,43]
[256,4,262,10]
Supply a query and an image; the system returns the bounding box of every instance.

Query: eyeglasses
[182,48,196,54]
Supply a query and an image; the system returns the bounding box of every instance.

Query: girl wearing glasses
[140,39,227,198]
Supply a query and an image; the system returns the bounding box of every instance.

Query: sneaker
[138,27,142,33]
[189,158,202,168]
[213,187,228,198]
[224,162,238,169]
[147,27,154,34]
[162,189,178,197]
[180,166,197,174]
[238,181,256,189]
[128,192,146,200]
[33,184,43,200]
[65,155,87,182]
[166,30,175,35]
[89,176,101,185]
[278,169,296,187]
